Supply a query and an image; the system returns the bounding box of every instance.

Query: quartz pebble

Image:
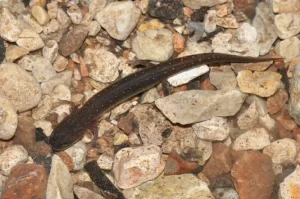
[5,45,29,62]
[42,40,59,63]
[57,8,71,29]
[132,29,174,62]
[263,138,297,165]
[237,70,281,97]
[232,128,270,151]
[0,8,21,42]
[41,70,72,94]
[53,54,68,72]
[192,117,230,141]
[0,145,28,176]
[95,1,141,40]
[125,173,213,199]
[275,36,300,61]
[46,155,74,199]
[275,13,300,39]
[279,165,300,199]
[16,29,45,51]
[67,5,82,24]
[0,93,18,140]
[113,145,165,189]
[51,84,71,103]
[31,6,50,25]
[236,23,257,43]
[155,89,247,125]
[43,19,60,34]
[65,141,87,171]
[86,21,101,36]
[0,63,42,112]
[1,164,47,199]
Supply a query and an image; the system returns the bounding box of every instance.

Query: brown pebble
[231,150,274,199]
[13,116,36,152]
[117,112,135,134]
[275,108,297,131]
[267,89,288,114]
[200,78,216,90]
[2,164,48,199]
[57,151,74,171]
[87,146,99,159]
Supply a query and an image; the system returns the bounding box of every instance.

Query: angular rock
[267,89,288,114]
[275,13,300,39]
[95,1,141,40]
[65,141,87,171]
[29,55,57,82]
[209,70,238,90]
[0,63,42,112]
[73,185,105,199]
[272,0,300,13]
[182,0,227,9]
[148,0,183,20]
[5,45,29,62]
[275,36,300,61]
[155,89,247,125]
[288,56,300,125]
[237,101,259,130]
[279,165,300,199]
[67,5,82,24]
[16,29,45,51]
[41,70,72,94]
[0,8,21,42]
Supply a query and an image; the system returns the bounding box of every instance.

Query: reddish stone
[275,121,293,139]
[275,108,297,131]
[231,151,274,199]
[57,151,74,171]
[0,140,13,154]
[164,150,201,175]
[2,164,48,199]
[203,143,232,181]
[267,89,288,114]
[200,78,216,90]
[117,112,135,134]
[13,116,36,152]
[31,141,52,157]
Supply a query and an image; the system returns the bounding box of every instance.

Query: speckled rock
[57,8,71,29]
[50,84,71,103]
[237,70,281,97]
[32,95,53,120]
[125,173,213,199]
[0,8,21,42]
[67,5,82,24]
[0,63,42,112]
[155,89,247,125]
[237,101,259,130]
[65,141,87,171]
[95,1,141,40]
[43,19,60,34]
[267,89,288,114]
[31,5,50,25]
[97,154,113,170]
[237,22,257,43]
[84,47,120,83]
[5,45,29,62]
[279,165,300,199]
[231,151,274,199]
[113,145,165,189]
[275,36,300,61]
[182,0,227,9]
[42,40,59,63]
[1,164,47,199]
[30,55,57,82]
[16,29,45,51]
[40,70,72,94]
[46,155,74,199]
[253,2,277,55]
[232,128,270,151]
[209,70,237,90]
[192,117,230,141]
[132,29,174,61]
[288,56,300,125]
[0,93,18,140]
[263,138,297,165]
[20,14,43,33]
[272,0,300,13]
[148,0,183,20]
[53,55,68,72]
[275,13,300,39]
[59,26,88,57]
[0,145,28,176]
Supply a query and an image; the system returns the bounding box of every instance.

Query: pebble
[148,0,183,20]
[20,14,43,33]
[140,87,161,104]
[125,173,213,199]
[182,0,227,9]
[130,104,171,146]
[237,101,259,130]
[1,164,47,199]
[236,22,257,43]
[0,145,28,176]
[5,45,29,62]
[51,84,71,103]
[65,141,87,171]
[16,29,45,51]
[279,165,300,199]
[232,128,271,151]
[113,145,165,189]
[40,70,72,94]
[43,19,60,34]
[267,89,288,114]
[252,2,277,55]
[31,55,57,82]
[33,120,53,137]
[59,26,88,57]
[185,39,212,55]
[0,62,42,112]
[0,8,21,42]
[110,101,133,120]
[272,0,300,13]
[53,54,68,72]
[167,65,209,87]
[73,185,105,199]
[192,117,230,141]
[215,14,239,29]
[275,108,297,131]
[32,95,53,121]
[263,138,297,165]
[31,5,50,25]
[97,154,113,170]
[155,89,247,125]
[231,151,274,199]
[275,36,300,61]
[245,95,268,116]
[0,93,18,140]
[209,70,237,90]
[275,13,300,39]
[213,188,239,199]
[132,29,174,61]
[0,174,8,196]
[57,8,71,29]
[202,143,232,181]
[46,155,74,199]
[47,1,57,19]
[67,4,82,24]
[204,10,217,33]
[95,1,141,40]
[237,70,282,97]
[42,40,59,63]
[83,48,119,83]
[86,21,101,36]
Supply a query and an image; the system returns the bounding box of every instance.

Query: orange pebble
[183,7,194,18]
[79,57,89,77]
[173,33,185,53]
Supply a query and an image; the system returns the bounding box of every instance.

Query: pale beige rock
[50,84,71,103]
[275,36,300,61]
[43,19,60,34]
[32,95,53,120]
[86,21,101,36]
[237,101,259,130]
[5,45,29,62]
[279,165,300,199]
[53,54,68,72]
[41,70,72,94]
[16,29,45,51]
[57,8,71,29]
[97,154,113,170]
[237,70,281,97]
[47,1,58,19]
[73,185,105,199]
[204,10,217,33]
[273,0,300,13]
[215,14,239,29]
[33,120,53,137]
[113,132,129,145]
[31,6,50,25]
[43,40,59,63]
[67,5,82,24]
[275,13,300,39]
[30,55,57,82]
[21,14,43,33]
[237,23,257,43]
[182,0,227,9]
[110,101,132,120]
[65,141,87,171]
[0,8,21,42]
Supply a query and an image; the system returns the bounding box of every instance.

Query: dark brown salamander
[49,53,281,151]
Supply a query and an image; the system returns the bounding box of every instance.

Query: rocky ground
[0,0,300,198]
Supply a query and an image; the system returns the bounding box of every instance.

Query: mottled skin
[49,53,280,151]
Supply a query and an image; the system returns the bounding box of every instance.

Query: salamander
[49,53,281,151]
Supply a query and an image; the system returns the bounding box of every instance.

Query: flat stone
[42,40,59,63]
[155,89,247,125]
[16,29,45,51]
[0,8,21,42]
[59,26,88,57]
[73,185,105,199]
[67,5,82,24]
[31,5,50,25]
[5,45,29,62]
[237,70,281,97]
[32,95,53,120]
[113,145,165,189]
[95,1,141,40]
[182,0,227,9]
[275,13,300,39]
[231,151,274,199]
[288,57,300,125]
[40,70,72,94]
[1,164,47,199]
[209,70,237,90]
[0,63,42,112]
